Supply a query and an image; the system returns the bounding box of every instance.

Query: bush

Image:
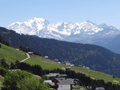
[0,67,8,76]
[3,70,33,90]
[3,70,52,90]
[0,58,9,69]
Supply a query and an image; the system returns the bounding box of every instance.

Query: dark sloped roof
[60,74,67,77]
[54,77,66,81]
[46,73,59,77]
[95,87,105,90]
[58,79,74,85]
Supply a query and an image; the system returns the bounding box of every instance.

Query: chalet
[44,80,52,84]
[54,59,59,62]
[66,67,71,70]
[46,73,59,79]
[60,74,67,78]
[43,80,55,88]
[58,85,70,90]
[86,67,90,69]
[52,78,75,90]
[95,87,105,90]
[57,79,74,90]
[83,66,85,68]
[16,48,19,50]
[45,56,48,59]
[78,65,82,67]
[70,64,74,67]
[46,73,67,79]
[45,73,79,90]
[73,78,80,86]
[28,52,33,55]
[66,63,71,66]
[58,62,61,64]
[86,86,92,89]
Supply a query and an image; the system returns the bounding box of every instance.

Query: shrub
[0,67,8,76]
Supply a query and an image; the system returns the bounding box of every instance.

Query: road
[20,53,30,63]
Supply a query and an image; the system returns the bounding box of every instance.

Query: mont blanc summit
[7,17,120,43]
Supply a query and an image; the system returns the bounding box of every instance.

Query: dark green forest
[0,27,120,77]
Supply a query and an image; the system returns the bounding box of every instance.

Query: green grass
[1,43,120,85]
[25,55,63,70]
[71,66,120,85]
[0,44,27,64]
[72,86,87,90]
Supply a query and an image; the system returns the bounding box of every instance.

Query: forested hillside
[1,27,120,77]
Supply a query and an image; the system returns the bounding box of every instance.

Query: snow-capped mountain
[7,17,120,44]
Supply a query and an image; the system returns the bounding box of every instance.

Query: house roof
[95,87,105,90]
[43,80,55,86]
[44,80,52,83]
[54,77,66,81]
[46,73,60,77]
[66,63,71,65]
[58,79,74,85]
[58,85,70,90]
[46,73,67,77]
[60,74,67,77]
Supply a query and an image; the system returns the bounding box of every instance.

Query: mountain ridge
[7,17,120,54]
[7,17,120,40]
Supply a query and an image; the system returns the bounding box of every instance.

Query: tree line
[19,45,41,56]
[0,35,9,47]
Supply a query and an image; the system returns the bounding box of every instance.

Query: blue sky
[0,0,120,28]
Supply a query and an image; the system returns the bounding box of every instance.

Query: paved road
[20,53,30,63]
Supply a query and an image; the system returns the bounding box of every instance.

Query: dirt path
[20,53,30,63]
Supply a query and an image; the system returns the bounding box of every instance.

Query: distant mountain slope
[104,35,120,54]
[1,27,120,77]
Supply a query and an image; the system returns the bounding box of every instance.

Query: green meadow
[0,44,27,64]
[25,56,62,70]
[72,86,87,90]
[1,43,120,85]
[71,66,120,85]
[24,55,120,85]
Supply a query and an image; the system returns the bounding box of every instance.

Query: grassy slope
[0,44,27,65]
[71,67,120,84]
[0,43,120,85]
[25,56,62,70]
[25,55,120,85]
